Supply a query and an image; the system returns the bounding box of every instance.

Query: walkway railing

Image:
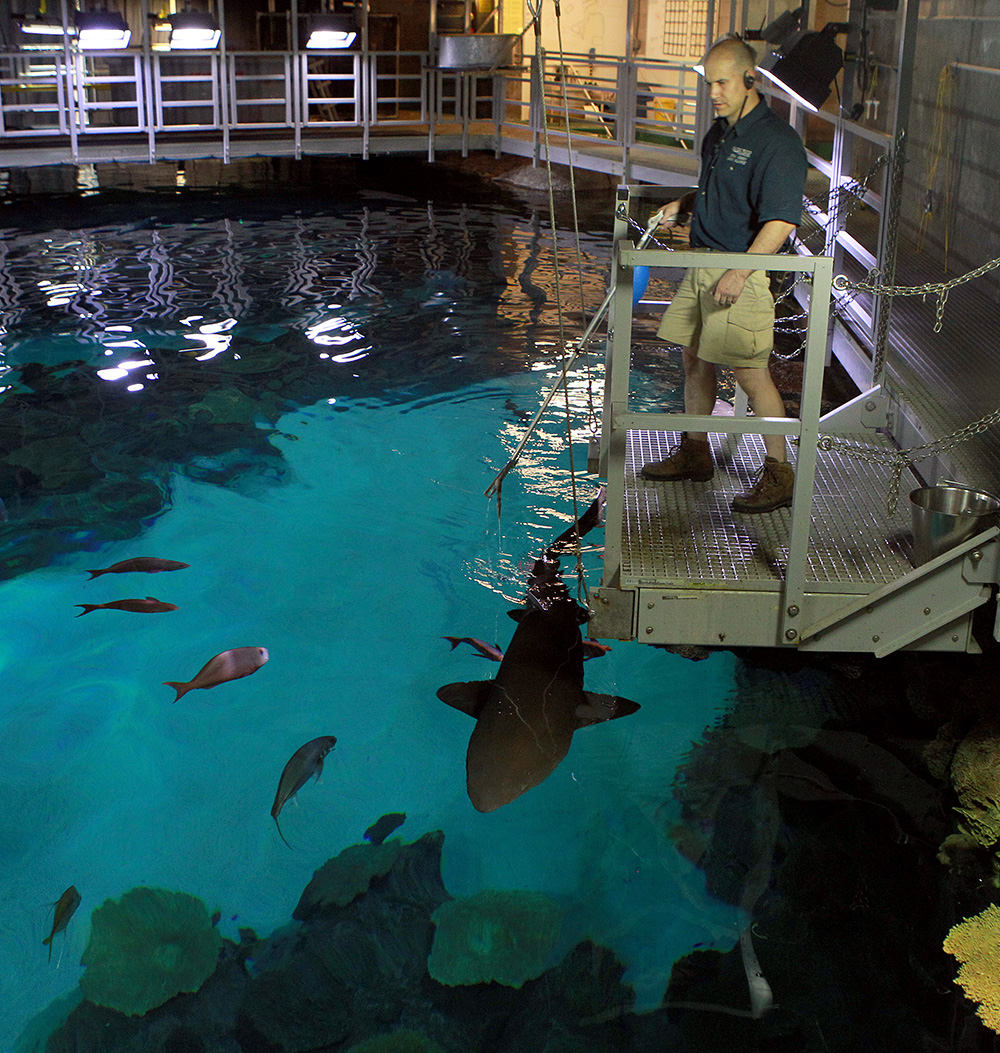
[0,46,701,163]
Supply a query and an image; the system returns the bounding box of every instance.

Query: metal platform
[587,188,1000,656]
[622,430,914,592]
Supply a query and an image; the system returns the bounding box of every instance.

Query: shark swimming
[437,490,639,812]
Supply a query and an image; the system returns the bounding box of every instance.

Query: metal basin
[437,34,518,70]
[909,483,1000,565]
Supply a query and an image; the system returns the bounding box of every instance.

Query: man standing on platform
[641,35,807,513]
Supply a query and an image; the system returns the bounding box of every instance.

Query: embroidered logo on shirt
[730,146,753,166]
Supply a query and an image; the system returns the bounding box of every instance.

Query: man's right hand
[652,203,682,229]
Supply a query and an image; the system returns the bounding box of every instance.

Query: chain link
[833,253,1000,334]
[819,403,1000,516]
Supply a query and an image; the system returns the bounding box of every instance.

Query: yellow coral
[944,904,1000,1033]
[951,722,1000,848]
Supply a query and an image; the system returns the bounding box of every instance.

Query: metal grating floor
[623,430,917,589]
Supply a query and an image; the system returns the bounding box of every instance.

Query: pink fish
[75,597,178,617]
[43,886,81,962]
[582,638,612,660]
[443,636,504,662]
[271,736,338,848]
[164,646,269,702]
[86,557,189,579]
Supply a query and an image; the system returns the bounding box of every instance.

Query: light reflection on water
[0,196,637,576]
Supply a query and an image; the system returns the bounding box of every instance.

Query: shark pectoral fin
[575,692,641,727]
[507,609,526,623]
[437,681,493,718]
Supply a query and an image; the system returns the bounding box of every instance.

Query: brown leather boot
[641,434,714,482]
[731,456,794,513]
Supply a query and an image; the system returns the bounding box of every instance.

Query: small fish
[86,557,189,579]
[504,399,532,421]
[43,886,81,962]
[443,636,504,662]
[364,812,406,845]
[271,736,338,848]
[582,638,612,660]
[75,596,178,617]
[164,646,269,702]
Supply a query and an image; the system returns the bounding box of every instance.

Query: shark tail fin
[546,487,607,557]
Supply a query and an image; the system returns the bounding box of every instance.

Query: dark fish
[504,398,532,421]
[271,736,338,848]
[86,557,189,579]
[43,886,81,962]
[364,812,406,845]
[165,646,269,702]
[75,596,178,617]
[438,490,638,811]
[443,636,504,662]
[582,637,612,660]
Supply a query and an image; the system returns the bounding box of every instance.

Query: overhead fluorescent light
[76,10,132,50]
[19,17,72,36]
[306,14,357,49]
[169,11,221,50]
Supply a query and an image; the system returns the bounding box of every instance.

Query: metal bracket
[818,385,888,433]
[588,586,637,641]
[798,531,999,656]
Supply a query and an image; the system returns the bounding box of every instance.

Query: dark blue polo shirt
[690,100,807,252]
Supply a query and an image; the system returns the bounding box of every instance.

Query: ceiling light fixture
[169,11,221,50]
[306,13,357,49]
[75,10,132,50]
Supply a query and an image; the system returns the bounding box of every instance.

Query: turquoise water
[0,181,739,1047]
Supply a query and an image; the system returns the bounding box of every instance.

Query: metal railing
[596,183,836,648]
[0,46,703,165]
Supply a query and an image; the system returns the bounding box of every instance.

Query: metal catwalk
[622,430,916,592]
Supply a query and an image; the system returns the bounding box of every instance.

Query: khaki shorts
[657,267,775,368]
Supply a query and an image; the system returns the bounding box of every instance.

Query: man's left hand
[713,269,750,306]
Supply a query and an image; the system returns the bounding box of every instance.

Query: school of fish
[43,491,630,960]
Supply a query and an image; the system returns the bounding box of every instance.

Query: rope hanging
[490,0,598,601]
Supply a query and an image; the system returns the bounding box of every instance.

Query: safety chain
[832,253,1000,335]
[819,404,1000,515]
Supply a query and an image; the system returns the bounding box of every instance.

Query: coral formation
[293,838,403,918]
[79,887,222,1016]
[944,903,1000,1033]
[950,721,1000,849]
[428,889,563,988]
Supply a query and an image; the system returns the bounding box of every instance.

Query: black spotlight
[762,6,802,48]
[760,23,847,111]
